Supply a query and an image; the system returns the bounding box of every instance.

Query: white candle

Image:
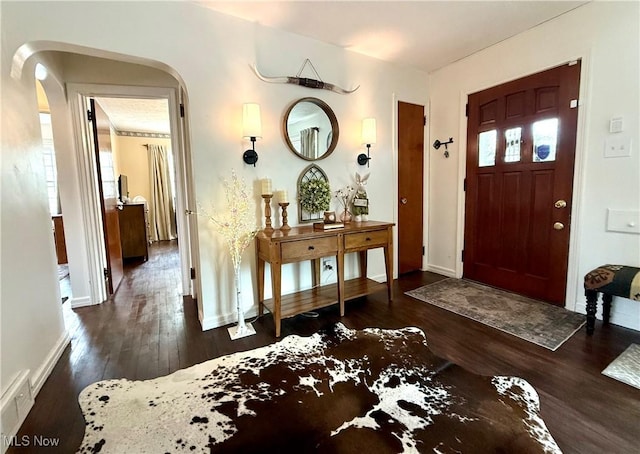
[279,190,288,203]
[261,178,272,195]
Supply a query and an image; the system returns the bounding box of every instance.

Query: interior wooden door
[464,62,581,304]
[90,98,124,295]
[398,101,425,275]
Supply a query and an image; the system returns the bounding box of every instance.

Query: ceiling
[197,1,588,73]
[94,1,588,135]
[96,97,171,136]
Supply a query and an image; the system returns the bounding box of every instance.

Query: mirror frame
[282,97,339,161]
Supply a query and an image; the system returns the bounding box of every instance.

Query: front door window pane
[533,118,558,162]
[478,130,497,167]
[504,127,522,163]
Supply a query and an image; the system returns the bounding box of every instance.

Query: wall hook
[433,137,454,158]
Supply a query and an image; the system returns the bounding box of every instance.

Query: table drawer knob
[365,237,371,241]
[308,245,315,250]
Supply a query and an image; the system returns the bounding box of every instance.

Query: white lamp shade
[362,118,376,145]
[242,103,262,139]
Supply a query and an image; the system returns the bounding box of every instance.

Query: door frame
[454,56,592,310]
[68,83,198,304]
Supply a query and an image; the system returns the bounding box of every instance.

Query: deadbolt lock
[554,200,567,209]
[400,197,408,205]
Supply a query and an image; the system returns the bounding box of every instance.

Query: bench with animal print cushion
[584,265,640,334]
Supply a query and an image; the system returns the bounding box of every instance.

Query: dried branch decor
[199,170,259,339]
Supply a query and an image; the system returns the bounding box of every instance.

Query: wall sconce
[242,103,262,166]
[357,118,376,167]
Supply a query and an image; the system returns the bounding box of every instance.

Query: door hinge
[461,250,465,262]
[87,110,94,122]
[424,116,427,126]
[190,267,196,279]
[180,103,185,118]
[103,267,110,279]
[463,178,467,191]
[465,103,469,117]
[422,246,425,256]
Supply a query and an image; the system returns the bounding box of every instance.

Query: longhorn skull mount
[251,62,359,95]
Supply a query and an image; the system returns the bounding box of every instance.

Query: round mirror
[283,97,339,161]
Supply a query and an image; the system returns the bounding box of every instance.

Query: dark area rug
[406,278,585,351]
[77,323,561,453]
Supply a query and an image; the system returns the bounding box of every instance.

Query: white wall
[0,51,68,395]
[428,1,640,330]
[1,0,429,397]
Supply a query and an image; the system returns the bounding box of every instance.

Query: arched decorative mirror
[283,97,339,161]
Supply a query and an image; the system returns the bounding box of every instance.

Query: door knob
[553,222,565,230]
[554,200,567,209]
[400,197,408,205]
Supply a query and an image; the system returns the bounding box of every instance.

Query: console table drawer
[281,237,338,261]
[345,229,388,250]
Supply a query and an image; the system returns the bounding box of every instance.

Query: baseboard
[70,296,92,308]
[425,264,457,278]
[30,331,70,396]
[571,301,640,331]
[200,307,259,331]
[368,273,388,283]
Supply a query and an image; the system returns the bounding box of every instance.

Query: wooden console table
[255,221,394,337]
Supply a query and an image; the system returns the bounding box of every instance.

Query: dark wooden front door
[464,62,581,304]
[398,101,425,275]
[90,99,123,295]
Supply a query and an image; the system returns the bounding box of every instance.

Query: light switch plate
[607,209,640,234]
[609,117,623,133]
[604,136,632,158]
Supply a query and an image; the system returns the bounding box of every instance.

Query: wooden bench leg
[602,293,613,325]
[585,289,598,335]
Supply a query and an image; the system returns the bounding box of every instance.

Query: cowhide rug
[78,323,561,453]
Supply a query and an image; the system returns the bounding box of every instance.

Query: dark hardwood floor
[10,241,640,453]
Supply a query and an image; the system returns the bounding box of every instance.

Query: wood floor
[11,240,640,453]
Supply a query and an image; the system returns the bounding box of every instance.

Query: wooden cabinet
[118,203,149,261]
[52,215,68,264]
[256,221,394,337]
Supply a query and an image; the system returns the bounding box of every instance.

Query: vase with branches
[199,170,259,339]
[335,185,355,223]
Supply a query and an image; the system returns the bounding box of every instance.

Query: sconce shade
[361,118,377,145]
[242,103,262,139]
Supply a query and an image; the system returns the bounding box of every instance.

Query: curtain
[300,127,318,159]
[148,144,177,242]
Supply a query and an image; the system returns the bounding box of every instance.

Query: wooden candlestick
[262,194,274,234]
[279,202,291,231]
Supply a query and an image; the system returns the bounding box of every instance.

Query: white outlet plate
[604,136,632,158]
